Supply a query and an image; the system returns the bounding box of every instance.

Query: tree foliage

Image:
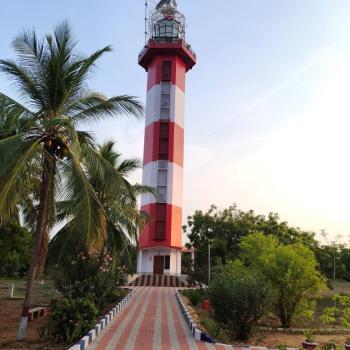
[0,220,32,276]
[184,204,318,284]
[240,232,326,327]
[48,140,151,273]
[0,21,143,339]
[320,294,350,328]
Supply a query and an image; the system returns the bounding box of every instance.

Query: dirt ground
[248,332,349,347]
[0,279,65,350]
[0,299,66,350]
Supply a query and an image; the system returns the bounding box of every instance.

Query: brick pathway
[87,287,233,350]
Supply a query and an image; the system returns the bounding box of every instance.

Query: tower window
[161,61,172,81]
[158,122,169,159]
[155,204,167,240]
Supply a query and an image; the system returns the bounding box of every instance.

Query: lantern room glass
[152,19,182,42]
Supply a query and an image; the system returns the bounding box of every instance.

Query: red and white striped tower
[137,0,196,275]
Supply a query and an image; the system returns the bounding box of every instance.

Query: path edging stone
[176,289,215,343]
[68,288,135,350]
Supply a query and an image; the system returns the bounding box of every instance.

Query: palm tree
[49,140,152,272]
[0,22,143,340]
[0,96,39,224]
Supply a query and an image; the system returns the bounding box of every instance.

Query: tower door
[153,255,164,275]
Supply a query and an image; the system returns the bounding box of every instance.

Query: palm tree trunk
[17,150,54,341]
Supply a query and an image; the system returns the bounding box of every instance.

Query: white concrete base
[137,247,181,275]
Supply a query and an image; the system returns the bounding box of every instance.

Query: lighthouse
[137,0,196,275]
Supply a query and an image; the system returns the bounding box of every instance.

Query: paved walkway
[87,287,233,350]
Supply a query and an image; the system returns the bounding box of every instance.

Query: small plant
[302,329,318,350]
[321,340,337,350]
[303,329,314,342]
[277,344,287,350]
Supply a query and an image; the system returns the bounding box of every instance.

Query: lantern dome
[149,0,185,42]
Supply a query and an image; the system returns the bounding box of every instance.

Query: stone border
[68,288,135,350]
[260,326,350,335]
[176,289,215,343]
[176,289,299,350]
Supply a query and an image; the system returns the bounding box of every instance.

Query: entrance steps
[129,274,186,287]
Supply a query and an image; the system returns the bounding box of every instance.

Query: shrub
[45,298,98,342]
[52,249,125,310]
[209,260,273,340]
[320,294,350,328]
[182,289,202,306]
[321,340,339,350]
[200,314,230,344]
[105,288,128,305]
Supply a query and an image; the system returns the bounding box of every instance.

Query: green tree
[240,233,325,328]
[184,204,318,284]
[49,140,151,273]
[0,22,143,339]
[0,220,32,276]
[209,260,273,340]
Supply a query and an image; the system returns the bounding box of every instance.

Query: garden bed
[180,288,350,348]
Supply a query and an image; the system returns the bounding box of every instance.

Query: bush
[200,314,230,343]
[209,260,273,340]
[105,288,128,305]
[320,294,350,328]
[52,249,125,310]
[45,298,98,342]
[182,289,202,306]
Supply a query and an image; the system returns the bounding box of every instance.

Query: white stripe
[146,84,185,128]
[141,161,183,207]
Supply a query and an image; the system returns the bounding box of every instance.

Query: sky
[1,1,350,241]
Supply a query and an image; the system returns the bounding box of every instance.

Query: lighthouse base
[137,247,182,275]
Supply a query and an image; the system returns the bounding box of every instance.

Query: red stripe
[147,55,186,92]
[143,121,184,167]
[140,203,182,249]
